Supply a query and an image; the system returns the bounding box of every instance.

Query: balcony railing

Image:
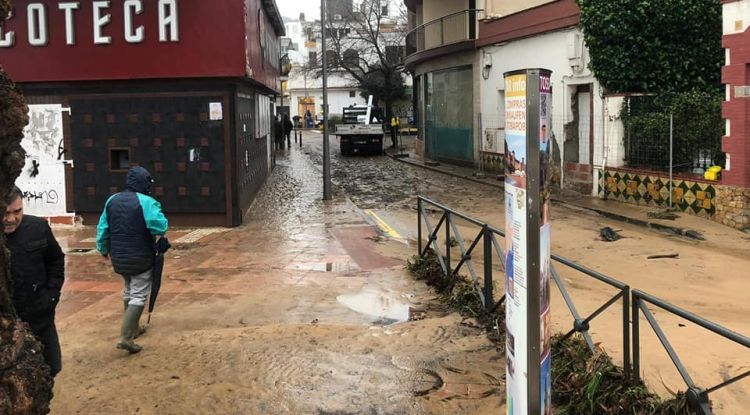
[406,9,481,57]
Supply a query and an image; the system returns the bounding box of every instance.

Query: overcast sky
[277,0,320,20]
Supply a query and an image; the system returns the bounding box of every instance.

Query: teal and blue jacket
[96,167,168,276]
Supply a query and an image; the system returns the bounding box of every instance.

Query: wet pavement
[51,137,504,414]
[48,130,750,414]
[298,131,750,414]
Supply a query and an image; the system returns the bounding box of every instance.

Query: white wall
[479,27,622,192]
[723,0,750,35]
[18,105,72,218]
[288,87,367,118]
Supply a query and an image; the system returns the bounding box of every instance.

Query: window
[109,148,131,171]
[349,90,356,98]
[382,6,389,15]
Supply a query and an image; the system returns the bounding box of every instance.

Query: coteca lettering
[0,0,179,48]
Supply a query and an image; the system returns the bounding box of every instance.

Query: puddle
[336,289,410,324]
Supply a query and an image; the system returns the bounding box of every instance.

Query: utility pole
[321,0,332,200]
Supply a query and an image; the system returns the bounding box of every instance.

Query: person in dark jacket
[4,185,65,376]
[283,114,294,149]
[274,115,284,150]
[96,167,168,354]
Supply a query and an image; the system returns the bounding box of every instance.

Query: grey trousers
[121,268,152,307]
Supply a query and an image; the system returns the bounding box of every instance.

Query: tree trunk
[0,2,56,408]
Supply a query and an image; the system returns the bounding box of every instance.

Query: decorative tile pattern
[598,169,716,217]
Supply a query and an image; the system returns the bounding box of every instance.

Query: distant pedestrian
[96,167,169,354]
[390,116,399,149]
[283,114,293,148]
[305,110,313,128]
[4,185,65,377]
[274,115,284,149]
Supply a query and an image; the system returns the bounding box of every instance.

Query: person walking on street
[4,185,65,376]
[283,114,294,149]
[274,115,284,150]
[305,110,313,129]
[390,116,399,149]
[96,167,169,354]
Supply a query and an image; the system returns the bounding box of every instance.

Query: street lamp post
[321,0,332,200]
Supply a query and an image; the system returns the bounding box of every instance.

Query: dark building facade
[0,0,284,226]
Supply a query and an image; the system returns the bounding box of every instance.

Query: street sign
[503,68,553,415]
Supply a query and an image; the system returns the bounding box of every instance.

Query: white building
[284,0,411,122]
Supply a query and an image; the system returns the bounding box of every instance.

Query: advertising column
[504,69,552,415]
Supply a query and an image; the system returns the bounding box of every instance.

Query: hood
[126,166,154,195]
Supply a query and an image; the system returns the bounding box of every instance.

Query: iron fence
[415,196,749,414]
[632,290,750,415]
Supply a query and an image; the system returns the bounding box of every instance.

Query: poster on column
[539,71,553,415]
[17,105,71,218]
[504,70,553,415]
[504,72,528,415]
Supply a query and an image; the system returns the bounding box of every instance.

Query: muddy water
[337,289,410,325]
[51,146,505,414]
[302,133,750,414]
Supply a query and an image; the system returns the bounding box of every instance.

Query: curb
[386,152,705,241]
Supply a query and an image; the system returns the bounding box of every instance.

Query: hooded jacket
[7,214,65,324]
[95,167,168,276]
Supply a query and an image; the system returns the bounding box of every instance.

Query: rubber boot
[117,305,144,354]
[124,300,147,338]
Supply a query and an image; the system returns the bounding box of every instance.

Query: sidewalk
[385,147,750,249]
[50,142,504,415]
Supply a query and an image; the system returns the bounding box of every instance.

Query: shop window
[109,148,130,171]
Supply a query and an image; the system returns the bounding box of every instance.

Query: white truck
[334,96,385,156]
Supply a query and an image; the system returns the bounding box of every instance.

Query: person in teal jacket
[96,167,169,353]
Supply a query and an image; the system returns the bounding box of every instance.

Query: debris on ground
[406,250,504,343]
[599,227,622,242]
[552,335,701,415]
[407,252,702,415]
[647,253,680,260]
[648,210,680,221]
[683,230,705,241]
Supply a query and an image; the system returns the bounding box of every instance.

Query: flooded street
[51,135,504,415]
[50,131,750,414]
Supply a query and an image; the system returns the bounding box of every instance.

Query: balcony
[405,9,480,68]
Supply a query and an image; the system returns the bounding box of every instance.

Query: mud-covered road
[50,131,750,414]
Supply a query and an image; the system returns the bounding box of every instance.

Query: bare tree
[300,0,409,119]
[0,1,55,413]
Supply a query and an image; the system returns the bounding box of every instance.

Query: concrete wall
[288,87,367,119]
[422,0,468,23]
[723,0,750,34]
[478,27,609,194]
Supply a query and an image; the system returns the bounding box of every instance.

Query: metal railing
[632,290,750,415]
[417,197,504,311]
[550,255,631,380]
[415,196,749,414]
[406,10,480,57]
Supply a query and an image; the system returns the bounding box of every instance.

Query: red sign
[0,0,279,91]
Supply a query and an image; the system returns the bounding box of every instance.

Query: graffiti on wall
[17,104,71,217]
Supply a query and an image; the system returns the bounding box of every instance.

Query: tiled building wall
[70,95,228,214]
[598,169,717,217]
